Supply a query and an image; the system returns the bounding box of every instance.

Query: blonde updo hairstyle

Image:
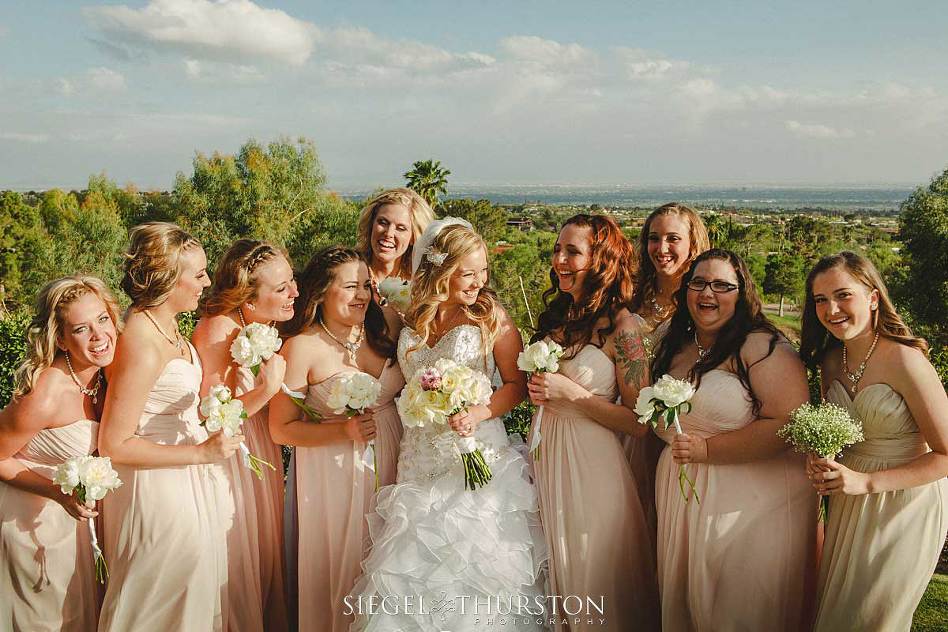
[203,239,288,316]
[121,222,201,308]
[405,224,501,359]
[357,188,436,280]
[13,275,122,399]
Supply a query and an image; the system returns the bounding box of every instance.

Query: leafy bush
[0,310,30,408]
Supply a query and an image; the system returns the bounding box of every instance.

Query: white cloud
[499,35,595,70]
[785,120,856,139]
[317,27,494,73]
[0,132,50,143]
[56,67,127,96]
[184,59,264,83]
[84,0,316,65]
[614,47,690,80]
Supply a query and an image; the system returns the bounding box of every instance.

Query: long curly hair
[405,224,501,360]
[202,239,288,316]
[14,276,122,399]
[121,222,201,308]
[800,251,928,370]
[279,247,394,358]
[532,214,637,356]
[629,202,710,317]
[650,249,781,416]
[356,188,435,281]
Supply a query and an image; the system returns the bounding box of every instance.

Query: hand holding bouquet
[327,372,383,489]
[201,385,276,481]
[517,340,564,459]
[53,456,122,583]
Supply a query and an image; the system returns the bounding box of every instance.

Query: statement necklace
[65,351,102,404]
[319,317,364,364]
[650,294,669,320]
[143,310,184,355]
[694,331,711,363]
[842,330,880,389]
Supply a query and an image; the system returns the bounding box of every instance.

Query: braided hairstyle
[121,222,201,308]
[202,240,289,316]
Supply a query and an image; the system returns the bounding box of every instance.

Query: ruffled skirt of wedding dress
[349,433,549,632]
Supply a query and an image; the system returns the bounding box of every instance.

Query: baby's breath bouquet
[777,402,864,520]
[200,384,276,481]
[53,456,122,583]
[327,372,383,490]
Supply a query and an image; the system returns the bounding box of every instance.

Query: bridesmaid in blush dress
[650,249,815,632]
[527,214,659,631]
[801,252,948,632]
[269,247,402,632]
[0,277,120,632]
[192,240,298,632]
[97,223,243,632]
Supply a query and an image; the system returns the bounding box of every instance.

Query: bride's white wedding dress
[349,324,548,632]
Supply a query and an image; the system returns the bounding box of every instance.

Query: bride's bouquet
[398,358,494,491]
[53,456,122,583]
[327,372,383,489]
[777,402,864,520]
[377,278,411,313]
[230,322,321,421]
[200,384,277,480]
[635,374,701,503]
[517,339,564,460]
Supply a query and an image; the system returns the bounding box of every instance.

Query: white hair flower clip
[424,246,448,266]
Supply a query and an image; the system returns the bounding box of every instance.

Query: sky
[1,1,947,191]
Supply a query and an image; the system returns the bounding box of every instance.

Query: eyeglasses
[686,279,739,293]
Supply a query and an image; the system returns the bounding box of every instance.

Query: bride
[349,219,548,631]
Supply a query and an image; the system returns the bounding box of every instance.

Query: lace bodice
[395,325,508,483]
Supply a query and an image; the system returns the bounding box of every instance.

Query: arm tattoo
[616,330,649,388]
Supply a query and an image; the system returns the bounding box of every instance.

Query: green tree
[764,252,805,316]
[0,192,46,308]
[440,199,508,244]
[404,159,450,209]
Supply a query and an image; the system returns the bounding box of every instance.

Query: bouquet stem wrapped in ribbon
[517,340,564,460]
[200,385,276,480]
[777,402,864,521]
[53,456,122,583]
[635,374,701,504]
[327,372,383,490]
[398,359,495,491]
[230,322,321,422]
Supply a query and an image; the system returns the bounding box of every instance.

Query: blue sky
[1,1,946,190]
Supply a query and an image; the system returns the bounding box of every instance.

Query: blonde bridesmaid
[192,240,297,632]
[801,251,948,632]
[98,222,242,631]
[0,276,119,632]
[269,247,402,632]
[527,214,659,631]
[650,249,815,632]
[627,202,710,546]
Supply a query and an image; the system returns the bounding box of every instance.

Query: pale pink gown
[290,362,404,632]
[0,419,100,632]
[655,370,815,632]
[530,343,660,631]
[222,367,288,632]
[99,348,233,631]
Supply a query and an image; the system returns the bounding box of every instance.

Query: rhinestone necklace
[694,331,711,363]
[65,351,102,404]
[319,317,364,364]
[842,330,880,389]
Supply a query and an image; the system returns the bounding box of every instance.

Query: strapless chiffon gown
[655,370,815,632]
[223,366,289,632]
[529,343,659,632]
[291,362,405,632]
[98,348,234,631]
[0,419,100,632]
[813,380,948,632]
[350,325,548,632]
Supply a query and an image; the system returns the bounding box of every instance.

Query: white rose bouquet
[777,402,864,520]
[517,340,564,459]
[200,384,276,481]
[377,278,412,313]
[397,359,494,491]
[230,322,321,422]
[635,374,701,503]
[53,456,122,583]
[327,372,383,490]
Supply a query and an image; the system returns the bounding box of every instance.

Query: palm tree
[404,159,451,209]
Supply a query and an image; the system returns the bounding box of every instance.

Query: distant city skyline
[2,1,947,190]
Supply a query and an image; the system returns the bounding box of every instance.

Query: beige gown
[98,347,234,631]
[655,369,815,632]
[223,367,288,632]
[0,419,100,632]
[530,343,660,631]
[813,380,948,632]
[291,362,404,632]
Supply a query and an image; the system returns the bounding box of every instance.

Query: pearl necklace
[319,317,364,364]
[65,351,102,404]
[143,310,185,355]
[842,330,880,389]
